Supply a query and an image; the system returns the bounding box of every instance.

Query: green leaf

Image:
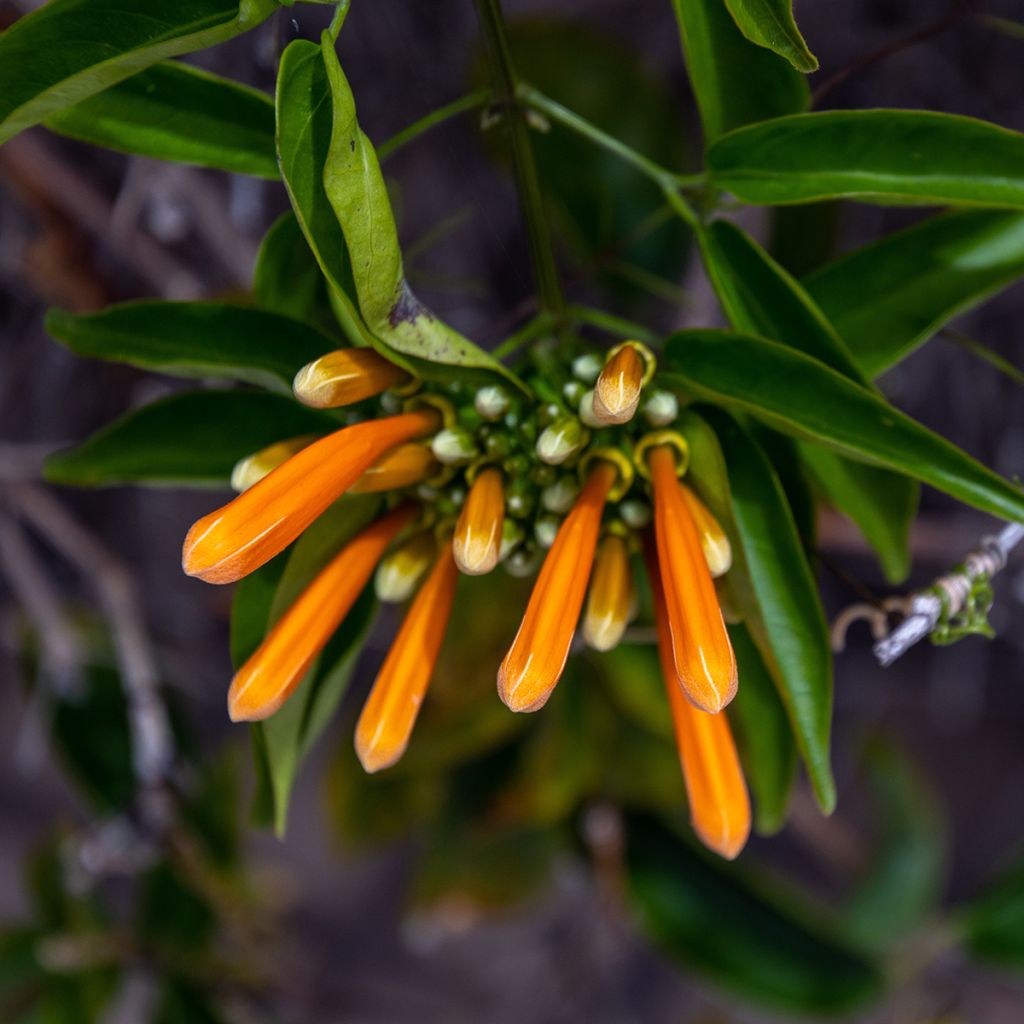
[46,301,334,392]
[709,111,1024,208]
[962,850,1024,968]
[44,390,334,488]
[800,447,918,583]
[843,739,947,953]
[0,0,278,145]
[697,218,918,583]
[247,498,381,835]
[44,61,276,177]
[662,330,1024,525]
[253,212,339,335]
[626,815,883,1013]
[318,35,528,392]
[671,0,808,146]
[691,408,835,812]
[727,623,796,834]
[721,0,818,72]
[804,210,1024,377]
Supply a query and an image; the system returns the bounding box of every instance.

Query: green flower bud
[578,390,603,429]
[541,477,579,514]
[572,352,603,384]
[498,519,525,561]
[484,431,512,458]
[619,499,652,529]
[375,531,434,603]
[642,390,679,427]
[534,515,561,550]
[474,385,510,421]
[506,477,536,519]
[562,380,586,407]
[430,427,479,465]
[536,416,586,465]
[505,546,541,578]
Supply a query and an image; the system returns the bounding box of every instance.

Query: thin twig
[378,88,492,162]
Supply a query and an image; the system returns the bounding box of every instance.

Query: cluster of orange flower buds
[183,339,750,858]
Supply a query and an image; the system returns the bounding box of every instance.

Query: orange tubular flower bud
[349,442,439,494]
[648,444,737,713]
[680,484,732,577]
[498,459,617,713]
[583,534,634,652]
[182,408,439,585]
[228,503,416,723]
[293,347,410,409]
[453,467,505,576]
[355,545,459,773]
[592,344,645,425]
[646,541,750,860]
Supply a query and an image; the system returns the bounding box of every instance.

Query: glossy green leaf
[46,302,334,392]
[626,815,883,1013]
[800,446,918,583]
[843,740,947,953]
[722,0,818,71]
[697,219,918,583]
[709,111,1024,207]
[962,852,1024,968]
[45,61,276,176]
[0,0,278,145]
[662,330,1024,524]
[44,390,334,488]
[694,408,835,812]
[671,0,808,146]
[253,212,338,335]
[727,623,796,834]
[318,35,527,393]
[804,210,1024,377]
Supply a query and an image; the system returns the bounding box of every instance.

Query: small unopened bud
[592,344,645,425]
[498,519,525,561]
[572,352,603,383]
[562,380,586,407]
[541,477,579,514]
[350,443,439,493]
[293,348,409,408]
[643,390,679,427]
[534,515,561,550]
[681,485,732,577]
[375,531,435,602]
[474,385,510,421]
[230,435,316,492]
[584,534,634,651]
[453,467,504,575]
[618,499,652,530]
[536,416,586,465]
[505,546,541,578]
[431,427,479,466]
[578,390,603,429]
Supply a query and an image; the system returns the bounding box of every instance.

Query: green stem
[568,304,659,346]
[378,87,492,162]
[944,329,1024,388]
[327,0,351,42]
[492,313,552,361]
[474,0,566,323]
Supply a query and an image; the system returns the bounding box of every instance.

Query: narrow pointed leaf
[45,61,277,177]
[626,815,883,1013]
[708,111,1024,208]
[671,0,807,146]
[0,0,278,145]
[44,391,334,488]
[46,302,334,392]
[962,854,1024,968]
[698,219,918,582]
[804,210,1024,377]
[722,0,818,72]
[663,331,1024,525]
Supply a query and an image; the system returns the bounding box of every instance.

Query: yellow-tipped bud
[680,484,732,577]
[453,467,505,576]
[375,530,435,603]
[355,546,458,773]
[583,534,634,652]
[592,343,645,425]
[350,442,439,494]
[293,348,410,408]
[230,435,317,492]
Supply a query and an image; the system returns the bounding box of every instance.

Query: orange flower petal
[293,348,410,408]
[583,533,634,651]
[646,540,750,860]
[182,408,439,585]
[680,483,732,577]
[498,460,617,713]
[349,442,439,493]
[453,466,505,575]
[355,545,459,772]
[228,504,416,722]
[648,444,737,713]
[592,345,644,425]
